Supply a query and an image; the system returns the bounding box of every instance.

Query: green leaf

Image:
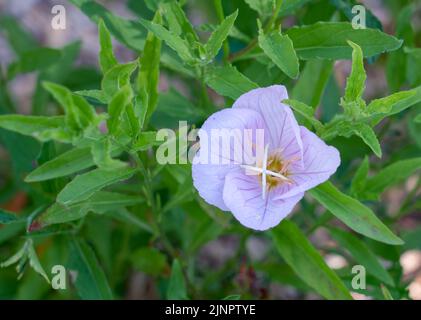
[223,295,241,300]
[91,137,125,169]
[132,131,161,151]
[351,123,382,158]
[286,22,402,60]
[0,210,19,224]
[26,147,121,182]
[204,10,238,61]
[101,62,137,101]
[258,26,299,79]
[138,12,162,124]
[350,156,369,197]
[244,0,275,17]
[283,99,324,132]
[362,158,421,199]
[386,4,414,91]
[292,59,333,108]
[38,191,144,226]
[57,166,137,205]
[405,47,421,87]
[43,81,96,129]
[162,1,199,41]
[309,182,403,245]
[1,239,49,283]
[366,90,416,114]
[415,113,421,123]
[123,102,142,138]
[107,84,133,136]
[139,18,195,64]
[68,239,113,300]
[0,115,70,142]
[7,48,62,79]
[343,41,366,106]
[368,85,421,125]
[70,0,146,51]
[329,227,394,286]
[0,15,37,55]
[27,241,50,283]
[75,90,108,104]
[151,88,205,128]
[131,248,167,276]
[167,259,188,300]
[280,0,312,17]
[98,19,118,73]
[380,284,394,300]
[205,65,258,99]
[323,120,382,158]
[271,220,352,300]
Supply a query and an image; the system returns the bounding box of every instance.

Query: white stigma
[240,144,290,200]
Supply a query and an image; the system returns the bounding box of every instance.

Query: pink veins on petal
[192,85,340,231]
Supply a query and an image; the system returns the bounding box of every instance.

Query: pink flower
[192,85,340,231]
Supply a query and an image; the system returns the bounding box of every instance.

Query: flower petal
[192,161,238,211]
[192,108,266,211]
[275,126,341,199]
[222,170,304,231]
[232,85,303,165]
[198,108,266,165]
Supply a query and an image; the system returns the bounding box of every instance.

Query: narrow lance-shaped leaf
[43,82,80,129]
[7,48,62,79]
[167,259,188,299]
[258,22,299,79]
[107,84,133,136]
[138,12,162,124]
[91,137,125,169]
[139,18,195,64]
[38,191,144,226]
[309,182,403,245]
[69,0,146,51]
[322,120,382,158]
[292,59,333,108]
[350,156,369,197]
[25,146,121,182]
[162,1,199,41]
[57,166,137,205]
[343,41,366,105]
[0,115,70,142]
[368,85,421,125]
[204,65,258,99]
[352,123,382,158]
[204,10,238,61]
[244,0,275,17]
[98,19,118,74]
[27,240,50,283]
[101,62,137,101]
[366,90,416,114]
[283,99,324,132]
[286,22,402,60]
[329,227,394,286]
[362,158,421,200]
[68,239,113,300]
[271,220,352,300]
[0,15,37,55]
[43,81,96,129]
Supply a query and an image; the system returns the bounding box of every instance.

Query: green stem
[131,152,177,257]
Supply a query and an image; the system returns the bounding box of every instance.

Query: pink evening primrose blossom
[192,85,340,231]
